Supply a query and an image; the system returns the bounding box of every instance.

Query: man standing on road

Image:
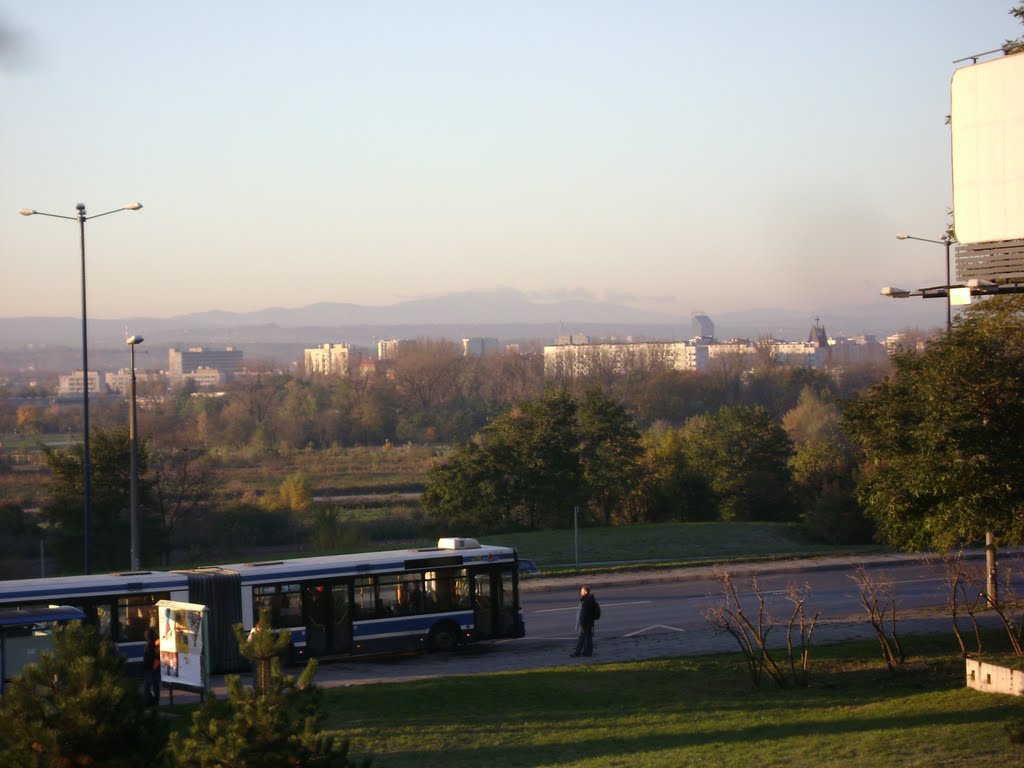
[571,585,600,657]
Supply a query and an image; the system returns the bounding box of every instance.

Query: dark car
[518,558,541,576]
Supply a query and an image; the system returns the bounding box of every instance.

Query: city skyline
[0,2,1017,325]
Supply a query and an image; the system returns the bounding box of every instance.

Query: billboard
[951,53,1024,245]
[157,600,209,692]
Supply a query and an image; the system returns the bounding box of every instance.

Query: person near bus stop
[571,585,600,657]
[141,626,160,706]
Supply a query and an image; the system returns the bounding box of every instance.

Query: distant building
[691,311,715,339]
[57,370,104,396]
[544,341,708,377]
[377,339,410,360]
[182,367,226,388]
[304,343,351,377]
[461,337,499,357]
[168,347,243,386]
[105,368,163,397]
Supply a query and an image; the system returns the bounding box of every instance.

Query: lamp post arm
[19,210,78,221]
[84,205,143,221]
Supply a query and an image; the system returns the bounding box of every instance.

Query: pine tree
[167,608,366,767]
[0,622,167,767]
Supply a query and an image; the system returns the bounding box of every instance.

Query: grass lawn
[319,636,1024,767]
[485,522,881,573]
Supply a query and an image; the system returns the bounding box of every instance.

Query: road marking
[531,600,651,614]
[626,625,687,636]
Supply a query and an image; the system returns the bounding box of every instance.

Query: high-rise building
[304,343,351,377]
[168,347,243,386]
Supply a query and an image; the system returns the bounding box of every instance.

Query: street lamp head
[124,202,143,211]
[127,335,144,346]
[881,286,912,298]
[18,208,35,216]
[896,233,909,240]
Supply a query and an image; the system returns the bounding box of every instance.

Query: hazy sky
[0,2,1017,323]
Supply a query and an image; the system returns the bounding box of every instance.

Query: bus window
[397,574,425,615]
[353,577,377,620]
[117,594,162,641]
[84,603,113,641]
[376,575,402,616]
[254,584,303,628]
[425,569,470,613]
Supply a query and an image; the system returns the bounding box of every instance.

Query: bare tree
[149,446,214,564]
[850,566,904,675]
[703,569,818,688]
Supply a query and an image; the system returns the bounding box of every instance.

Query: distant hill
[0,288,946,374]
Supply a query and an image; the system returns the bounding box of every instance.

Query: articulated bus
[0,538,525,673]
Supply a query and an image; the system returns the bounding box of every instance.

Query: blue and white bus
[0,538,525,672]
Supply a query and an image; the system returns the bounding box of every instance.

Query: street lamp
[19,202,143,574]
[896,233,953,331]
[127,334,144,571]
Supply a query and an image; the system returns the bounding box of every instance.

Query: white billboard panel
[951,53,1024,245]
[157,600,209,691]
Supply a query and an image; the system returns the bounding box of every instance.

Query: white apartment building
[544,341,709,377]
[105,369,163,397]
[377,339,410,360]
[57,370,104,396]
[304,343,351,377]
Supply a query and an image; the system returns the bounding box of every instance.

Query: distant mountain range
[0,289,945,373]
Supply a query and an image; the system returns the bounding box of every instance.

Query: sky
[0,1,1018,324]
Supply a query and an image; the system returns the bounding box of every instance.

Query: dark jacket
[579,593,599,628]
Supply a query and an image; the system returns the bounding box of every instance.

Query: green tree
[422,440,501,530]
[44,426,158,572]
[168,609,364,768]
[1005,2,1024,54]
[482,388,583,529]
[783,388,871,544]
[0,622,166,767]
[577,387,644,525]
[683,406,796,521]
[629,422,714,522]
[842,295,1024,550]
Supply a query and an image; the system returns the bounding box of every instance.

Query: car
[518,558,541,576]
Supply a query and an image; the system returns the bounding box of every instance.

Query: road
[174,550,1017,703]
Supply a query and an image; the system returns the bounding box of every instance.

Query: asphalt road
[168,549,1016,704]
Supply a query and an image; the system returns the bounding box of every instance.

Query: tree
[482,388,583,529]
[0,622,166,767]
[150,445,215,564]
[423,389,586,531]
[168,608,364,767]
[44,426,158,572]
[783,388,871,544]
[628,421,714,522]
[1005,2,1024,54]
[842,295,1024,550]
[577,387,644,525]
[683,406,796,521]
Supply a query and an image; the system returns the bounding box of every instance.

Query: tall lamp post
[127,334,144,571]
[19,202,143,574]
[896,233,953,331]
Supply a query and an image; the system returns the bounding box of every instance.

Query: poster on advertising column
[156,599,209,692]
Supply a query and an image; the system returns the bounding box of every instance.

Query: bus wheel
[429,622,460,652]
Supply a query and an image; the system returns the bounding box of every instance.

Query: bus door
[474,568,517,639]
[302,583,352,656]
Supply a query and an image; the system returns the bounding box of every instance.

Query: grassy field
[319,635,1024,767]
[481,522,882,574]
